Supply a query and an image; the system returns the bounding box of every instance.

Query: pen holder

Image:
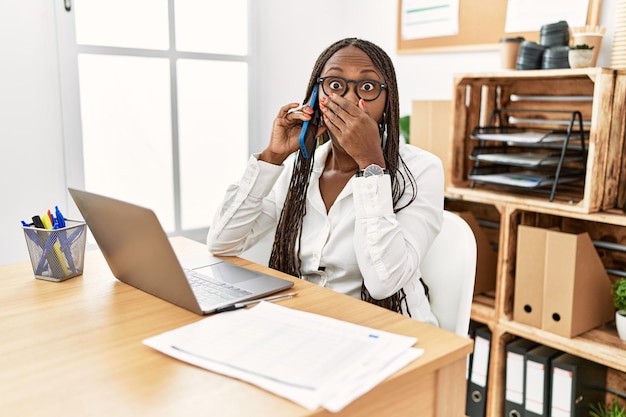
[22,220,87,282]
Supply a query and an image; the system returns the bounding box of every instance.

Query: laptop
[68,188,293,315]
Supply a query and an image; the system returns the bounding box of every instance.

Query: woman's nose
[343,84,360,103]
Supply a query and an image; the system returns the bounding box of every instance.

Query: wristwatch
[356,164,389,177]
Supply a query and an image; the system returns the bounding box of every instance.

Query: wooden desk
[0,237,472,417]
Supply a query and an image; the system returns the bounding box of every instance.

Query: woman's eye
[361,82,375,92]
[329,80,343,90]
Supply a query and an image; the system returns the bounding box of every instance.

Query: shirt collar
[312,140,332,176]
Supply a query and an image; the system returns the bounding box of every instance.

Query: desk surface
[0,237,472,417]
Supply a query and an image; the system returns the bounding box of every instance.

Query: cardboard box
[453,211,497,295]
[410,100,452,186]
[514,225,614,337]
[542,229,614,337]
[514,225,546,328]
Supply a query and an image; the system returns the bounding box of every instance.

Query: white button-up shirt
[207,141,443,326]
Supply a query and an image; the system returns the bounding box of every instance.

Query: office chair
[420,210,477,336]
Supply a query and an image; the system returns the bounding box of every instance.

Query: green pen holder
[22,220,87,282]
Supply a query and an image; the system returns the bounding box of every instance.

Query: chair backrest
[420,210,477,336]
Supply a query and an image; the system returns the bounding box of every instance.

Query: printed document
[143,302,423,412]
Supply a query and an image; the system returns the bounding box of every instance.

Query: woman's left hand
[320,93,385,168]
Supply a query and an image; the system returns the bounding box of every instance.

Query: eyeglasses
[317,76,387,102]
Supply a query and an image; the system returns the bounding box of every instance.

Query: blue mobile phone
[298,85,319,159]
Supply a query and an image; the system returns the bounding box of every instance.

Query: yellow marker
[41,212,70,276]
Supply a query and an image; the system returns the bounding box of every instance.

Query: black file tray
[470,126,589,146]
[469,146,585,168]
[468,109,588,202]
[468,166,585,190]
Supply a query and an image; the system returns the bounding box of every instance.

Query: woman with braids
[207,38,443,325]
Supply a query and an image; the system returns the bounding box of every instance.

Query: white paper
[473,132,567,143]
[143,302,423,412]
[401,0,459,40]
[505,0,588,33]
[474,153,579,167]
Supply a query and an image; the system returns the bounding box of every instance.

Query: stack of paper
[143,302,423,412]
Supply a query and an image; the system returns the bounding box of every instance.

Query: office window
[63,0,249,239]
[78,54,176,229]
[177,59,248,230]
[75,0,169,50]
[175,0,247,55]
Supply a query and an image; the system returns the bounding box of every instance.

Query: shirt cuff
[352,174,394,218]
[244,153,284,198]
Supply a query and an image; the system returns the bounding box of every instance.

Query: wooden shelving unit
[444,68,626,417]
[448,67,626,214]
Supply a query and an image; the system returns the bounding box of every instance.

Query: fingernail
[360,99,365,108]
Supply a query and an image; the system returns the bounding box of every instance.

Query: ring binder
[525,345,562,417]
[505,338,538,417]
[466,326,491,417]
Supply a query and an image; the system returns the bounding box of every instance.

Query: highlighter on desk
[54,206,77,272]
[40,211,70,276]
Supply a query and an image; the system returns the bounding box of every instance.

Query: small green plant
[571,43,595,50]
[589,399,626,417]
[612,278,626,311]
[399,115,410,144]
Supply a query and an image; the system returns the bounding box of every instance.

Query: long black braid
[268,38,419,315]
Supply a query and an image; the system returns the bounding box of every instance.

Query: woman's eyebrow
[359,68,379,76]
[323,67,380,77]
[324,66,344,73]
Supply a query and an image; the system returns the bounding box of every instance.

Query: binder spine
[504,338,538,417]
[466,326,491,417]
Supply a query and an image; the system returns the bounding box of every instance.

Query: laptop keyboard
[185,269,253,306]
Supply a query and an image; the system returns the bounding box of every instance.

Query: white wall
[1,1,67,265]
[252,0,617,153]
[0,0,618,265]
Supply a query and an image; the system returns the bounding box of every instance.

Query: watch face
[364,164,384,177]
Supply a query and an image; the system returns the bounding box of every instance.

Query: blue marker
[55,206,66,229]
[53,206,76,273]
[298,85,319,159]
[21,220,41,247]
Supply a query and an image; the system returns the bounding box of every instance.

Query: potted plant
[589,399,626,417]
[569,44,595,68]
[612,278,626,340]
[399,115,410,144]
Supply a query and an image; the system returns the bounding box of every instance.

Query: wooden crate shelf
[498,319,626,373]
[503,207,626,318]
[450,68,626,214]
[445,69,626,417]
[471,298,496,325]
[463,203,626,417]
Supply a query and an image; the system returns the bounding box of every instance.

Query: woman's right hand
[259,102,314,165]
